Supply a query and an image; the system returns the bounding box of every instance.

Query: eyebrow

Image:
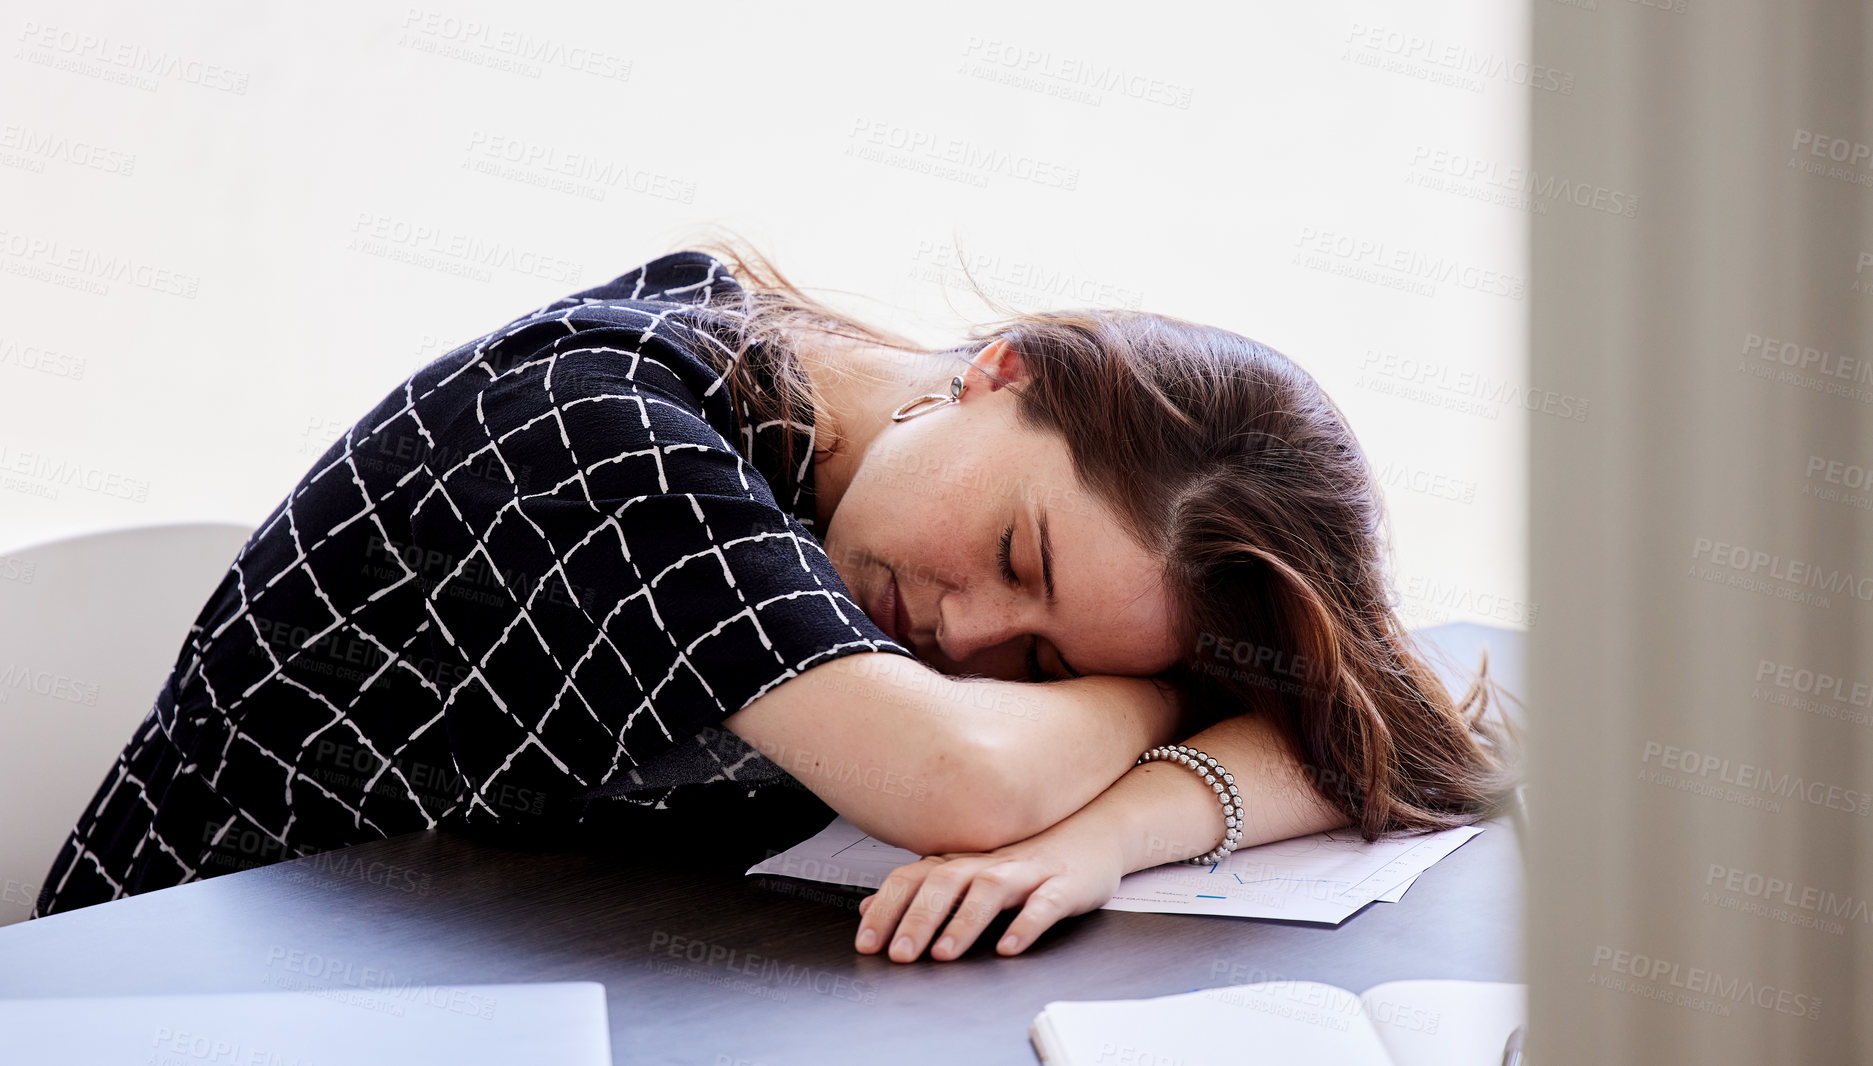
[1026,498,1086,674]
[1035,504,1081,678]
[1036,503,1056,607]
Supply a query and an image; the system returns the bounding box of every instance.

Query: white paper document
[746,817,1484,924]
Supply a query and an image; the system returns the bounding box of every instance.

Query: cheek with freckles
[819,397,1027,616]
[835,461,981,598]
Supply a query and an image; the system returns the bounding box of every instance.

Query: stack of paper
[745,817,1483,924]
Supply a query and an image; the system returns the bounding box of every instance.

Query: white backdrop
[0,0,1533,630]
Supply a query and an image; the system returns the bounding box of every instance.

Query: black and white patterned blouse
[34,251,917,917]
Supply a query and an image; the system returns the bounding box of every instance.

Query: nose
[932,585,1034,681]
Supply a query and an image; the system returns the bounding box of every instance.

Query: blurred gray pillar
[1530,1,1873,1062]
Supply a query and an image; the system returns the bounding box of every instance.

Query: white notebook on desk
[1030,978,1524,1066]
[0,981,612,1065]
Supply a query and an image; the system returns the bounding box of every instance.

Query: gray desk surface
[0,624,1524,1065]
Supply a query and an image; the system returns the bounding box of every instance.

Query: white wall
[0,1,1530,625]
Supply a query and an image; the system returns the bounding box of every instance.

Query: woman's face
[818,342,1183,683]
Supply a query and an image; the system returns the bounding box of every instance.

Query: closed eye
[999,520,1080,682]
[999,523,1049,680]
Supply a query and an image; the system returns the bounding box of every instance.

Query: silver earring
[889,375,967,422]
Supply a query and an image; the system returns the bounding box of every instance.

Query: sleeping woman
[31,240,1517,963]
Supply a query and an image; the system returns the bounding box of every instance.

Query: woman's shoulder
[441,251,743,391]
[445,317,732,448]
[550,249,744,309]
[458,250,743,386]
[404,249,778,488]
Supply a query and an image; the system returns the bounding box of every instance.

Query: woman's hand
[851,816,1127,963]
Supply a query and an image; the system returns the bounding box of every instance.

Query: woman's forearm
[958,673,1191,849]
[723,655,1188,857]
[1049,710,1351,875]
[846,709,1357,965]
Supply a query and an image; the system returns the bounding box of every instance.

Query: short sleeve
[406,323,915,831]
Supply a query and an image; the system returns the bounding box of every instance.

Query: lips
[873,571,906,645]
[891,574,913,648]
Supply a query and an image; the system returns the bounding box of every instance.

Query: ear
[961,339,1022,394]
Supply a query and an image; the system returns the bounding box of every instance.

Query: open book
[1030,978,1524,1066]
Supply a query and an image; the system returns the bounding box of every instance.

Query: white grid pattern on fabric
[32,252,915,917]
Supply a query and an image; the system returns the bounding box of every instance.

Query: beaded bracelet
[1135,744,1244,865]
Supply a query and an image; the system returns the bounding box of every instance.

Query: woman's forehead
[1017,471,1182,675]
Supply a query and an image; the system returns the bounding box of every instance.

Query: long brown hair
[668,229,1521,839]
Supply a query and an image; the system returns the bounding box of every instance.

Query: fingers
[995,876,1076,956]
[880,858,986,963]
[928,867,1035,961]
[853,857,940,956]
[855,858,1078,963]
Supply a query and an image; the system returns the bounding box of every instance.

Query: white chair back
[0,523,253,925]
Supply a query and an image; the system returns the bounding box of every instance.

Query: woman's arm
[1086,708,1349,874]
[851,709,1349,962]
[721,652,1191,856]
